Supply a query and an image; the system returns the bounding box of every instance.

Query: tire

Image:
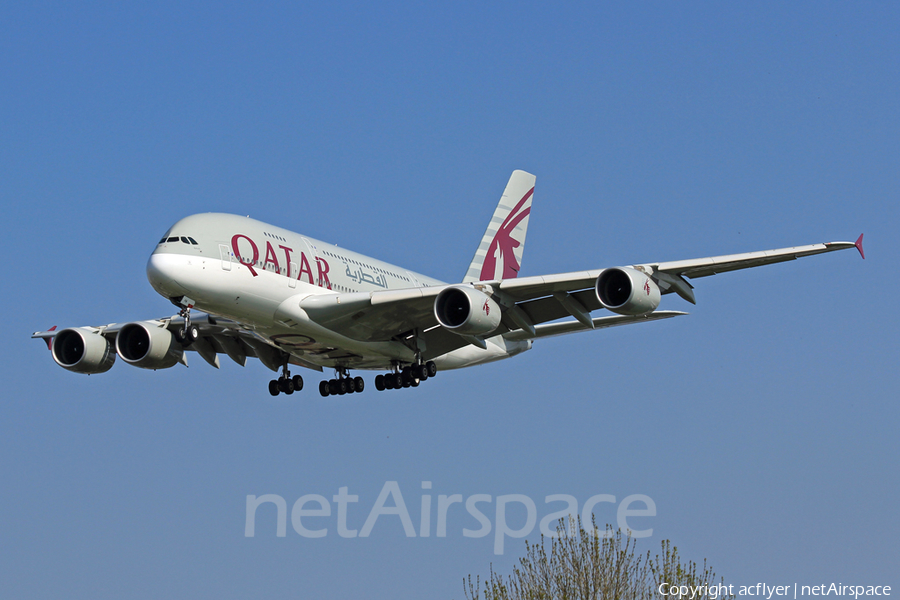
[319,380,330,397]
[426,361,437,377]
[278,378,294,394]
[392,373,403,388]
[328,380,339,395]
[354,376,364,393]
[187,325,200,342]
[415,364,428,380]
[292,375,304,391]
[268,380,280,396]
[375,374,385,391]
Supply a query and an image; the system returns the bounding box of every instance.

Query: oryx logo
[480,188,534,281]
[483,300,490,316]
[643,279,651,295]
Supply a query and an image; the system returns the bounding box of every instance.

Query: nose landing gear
[172,297,200,346]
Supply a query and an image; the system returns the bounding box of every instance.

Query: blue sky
[2,2,897,597]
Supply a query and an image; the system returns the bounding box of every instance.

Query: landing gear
[319,369,365,397]
[173,299,200,346]
[374,361,436,392]
[268,361,303,397]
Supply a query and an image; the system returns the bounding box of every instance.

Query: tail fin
[463,170,536,282]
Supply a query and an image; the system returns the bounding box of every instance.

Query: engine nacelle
[51,327,116,374]
[595,267,661,316]
[434,286,502,336]
[115,322,184,370]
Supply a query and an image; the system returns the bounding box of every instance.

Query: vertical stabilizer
[463,170,536,282]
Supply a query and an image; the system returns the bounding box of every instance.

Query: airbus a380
[33,171,864,397]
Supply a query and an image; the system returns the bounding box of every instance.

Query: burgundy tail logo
[479,187,534,280]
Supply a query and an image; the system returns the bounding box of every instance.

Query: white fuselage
[146,213,530,372]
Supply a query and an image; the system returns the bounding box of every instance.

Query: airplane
[32,170,865,397]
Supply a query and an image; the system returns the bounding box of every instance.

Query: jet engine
[434,286,502,336]
[51,327,116,374]
[595,267,661,316]
[115,322,184,370]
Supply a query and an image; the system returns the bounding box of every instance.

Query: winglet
[855,234,865,260]
[44,326,57,350]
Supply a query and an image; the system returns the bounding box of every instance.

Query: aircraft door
[219,244,232,271]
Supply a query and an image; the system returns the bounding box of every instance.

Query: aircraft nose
[146,252,190,298]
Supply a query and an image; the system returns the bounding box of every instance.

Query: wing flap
[503,311,688,341]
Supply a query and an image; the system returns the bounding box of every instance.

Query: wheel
[384,375,394,390]
[319,380,330,397]
[268,380,280,396]
[426,361,437,377]
[292,375,304,391]
[415,363,428,380]
[391,373,403,388]
[338,379,349,395]
[354,376,364,393]
[375,374,385,391]
[328,379,339,395]
[278,378,294,394]
[344,379,354,394]
[410,377,419,387]
[187,325,200,342]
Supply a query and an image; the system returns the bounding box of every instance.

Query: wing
[498,235,864,306]
[279,235,863,357]
[32,314,322,373]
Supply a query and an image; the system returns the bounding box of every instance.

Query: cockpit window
[158,235,199,245]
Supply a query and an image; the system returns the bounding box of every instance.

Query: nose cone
[147,252,191,299]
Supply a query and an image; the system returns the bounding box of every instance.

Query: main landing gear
[266,360,437,397]
[319,368,364,397]
[374,361,437,391]
[268,361,304,397]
